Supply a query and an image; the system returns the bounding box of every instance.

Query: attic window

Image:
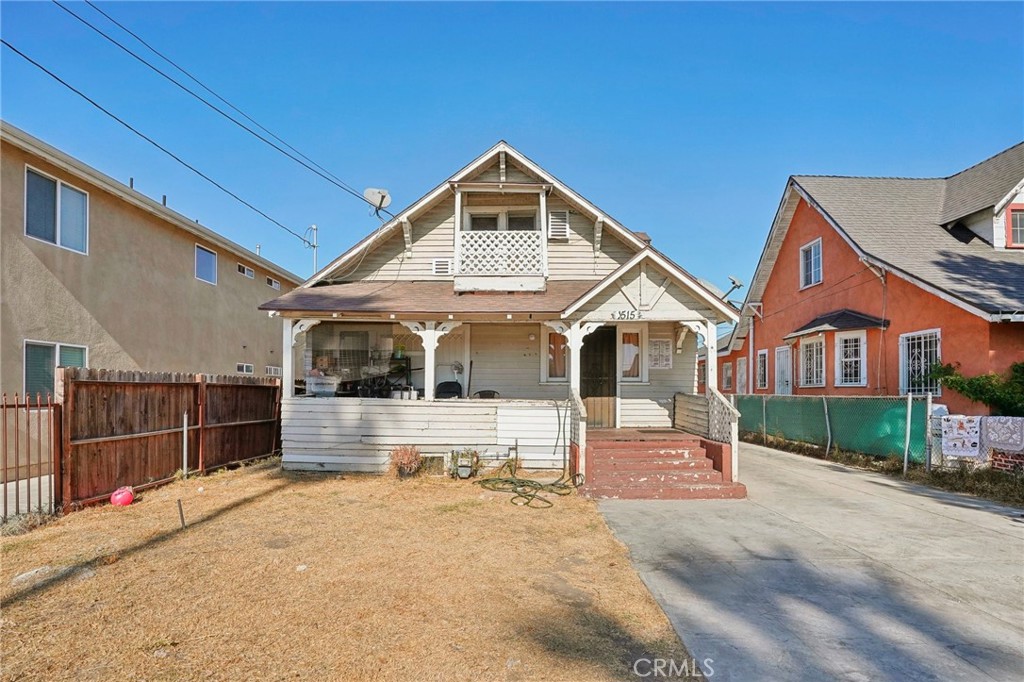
[799,239,822,289]
[432,258,453,276]
[548,211,570,240]
[1011,209,1024,247]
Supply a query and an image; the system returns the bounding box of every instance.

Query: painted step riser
[583,486,747,501]
[590,473,723,485]
[589,449,706,459]
[589,460,714,472]
[589,442,701,451]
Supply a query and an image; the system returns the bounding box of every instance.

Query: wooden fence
[59,368,281,510]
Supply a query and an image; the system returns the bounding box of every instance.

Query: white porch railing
[458,231,543,275]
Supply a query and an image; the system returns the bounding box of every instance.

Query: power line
[52,0,395,219]
[1,38,312,246]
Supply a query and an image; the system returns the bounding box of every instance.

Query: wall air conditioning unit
[432,258,454,276]
[548,210,570,240]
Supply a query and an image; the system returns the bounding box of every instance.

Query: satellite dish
[363,188,392,210]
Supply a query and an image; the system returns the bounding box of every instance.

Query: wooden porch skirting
[280,397,574,472]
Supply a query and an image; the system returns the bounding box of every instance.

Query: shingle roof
[941,142,1024,224]
[783,309,888,340]
[259,280,598,315]
[794,157,1024,315]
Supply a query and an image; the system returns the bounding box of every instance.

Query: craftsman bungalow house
[261,142,744,498]
[718,142,1024,415]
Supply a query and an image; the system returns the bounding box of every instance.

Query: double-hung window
[1010,208,1024,247]
[799,337,825,387]
[756,349,768,389]
[799,238,822,288]
[25,167,88,253]
[900,329,941,395]
[24,341,87,397]
[722,362,733,390]
[834,331,867,387]
[465,209,538,232]
[542,332,568,382]
[736,357,748,394]
[619,326,646,382]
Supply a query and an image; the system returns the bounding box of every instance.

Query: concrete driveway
[601,443,1024,681]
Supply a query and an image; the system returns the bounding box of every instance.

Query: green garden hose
[476,459,579,508]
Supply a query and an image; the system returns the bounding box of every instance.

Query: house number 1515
[611,310,643,320]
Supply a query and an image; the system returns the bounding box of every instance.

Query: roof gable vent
[548,211,570,240]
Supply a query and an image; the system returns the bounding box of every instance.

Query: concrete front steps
[583,436,746,500]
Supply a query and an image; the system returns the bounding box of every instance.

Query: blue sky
[2,1,1021,291]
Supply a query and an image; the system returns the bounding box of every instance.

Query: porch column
[552,321,604,394]
[281,318,294,398]
[400,321,463,400]
[705,319,718,392]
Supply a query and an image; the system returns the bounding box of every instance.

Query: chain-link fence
[734,395,930,464]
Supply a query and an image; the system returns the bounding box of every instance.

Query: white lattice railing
[707,388,740,444]
[458,231,543,275]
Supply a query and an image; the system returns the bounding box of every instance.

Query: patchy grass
[742,433,1024,507]
[1,512,56,538]
[1,459,687,681]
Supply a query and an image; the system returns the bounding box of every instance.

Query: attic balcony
[455,229,546,292]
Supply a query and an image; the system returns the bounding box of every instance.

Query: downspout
[860,259,887,393]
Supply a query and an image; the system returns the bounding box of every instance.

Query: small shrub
[389,445,422,478]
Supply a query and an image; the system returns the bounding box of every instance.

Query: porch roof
[259,280,597,315]
[782,308,889,340]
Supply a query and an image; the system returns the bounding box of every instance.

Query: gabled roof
[0,121,301,284]
[305,141,650,287]
[941,142,1024,224]
[782,309,888,341]
[560,248,739,323]
[731,142,1024,350]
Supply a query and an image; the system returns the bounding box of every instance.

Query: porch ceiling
[259,280,597,316]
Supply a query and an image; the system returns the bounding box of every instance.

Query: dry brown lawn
[1,460,688,681]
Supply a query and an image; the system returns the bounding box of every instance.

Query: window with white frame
[236,363,254,375]
[799,337,825,387]
[900,329,941,395]
[834,331,867,386]
[756,349,768,389]
[237,263,254,278]
[266,276,281,290]
[24,341,87,397]
[25,167,88,254]
[722,362,733,390]
[799,238,822,288]
[736,357,748,394]
[195,245,217,284]
[265,365,282,377]
[542,332,568,382]
[619,327,646,381]
[465,207,539,232]
[1011,209,1024,246]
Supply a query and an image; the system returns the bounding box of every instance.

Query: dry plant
[389,444,422,478]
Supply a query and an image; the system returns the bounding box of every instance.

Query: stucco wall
[722,198,1021,414]
[1,140,297,395]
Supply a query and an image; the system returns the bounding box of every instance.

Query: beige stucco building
[0,121,301,397]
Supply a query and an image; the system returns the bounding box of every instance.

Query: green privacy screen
[735,395,928,463]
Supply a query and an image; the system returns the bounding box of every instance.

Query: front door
[581,327,616,427]
[775,346,792,395]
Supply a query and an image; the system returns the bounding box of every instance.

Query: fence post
[924,392,933,473]
[182,411,189,480]
[60,368,74,513]
[761,395,767,445]
[822,396,832,457]
[271,378,282,457]
[51,400,63,513]
[903,393,912,476]
[196,375,206,474]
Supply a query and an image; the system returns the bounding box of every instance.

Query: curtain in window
[621,332,640,378]
[26,170,57,243]
[24,343,55,397]
[60,185,87,251]
[548,333,567,379]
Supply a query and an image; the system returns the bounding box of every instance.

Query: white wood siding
[619,322,698,427]
[469,323,571,400]
[577,264,715,320]
[281,397,571,471]
[336,197,637,283]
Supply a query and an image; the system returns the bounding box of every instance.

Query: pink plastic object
[110,486,134,507]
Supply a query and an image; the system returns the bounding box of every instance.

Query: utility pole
[311,224,319,273]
